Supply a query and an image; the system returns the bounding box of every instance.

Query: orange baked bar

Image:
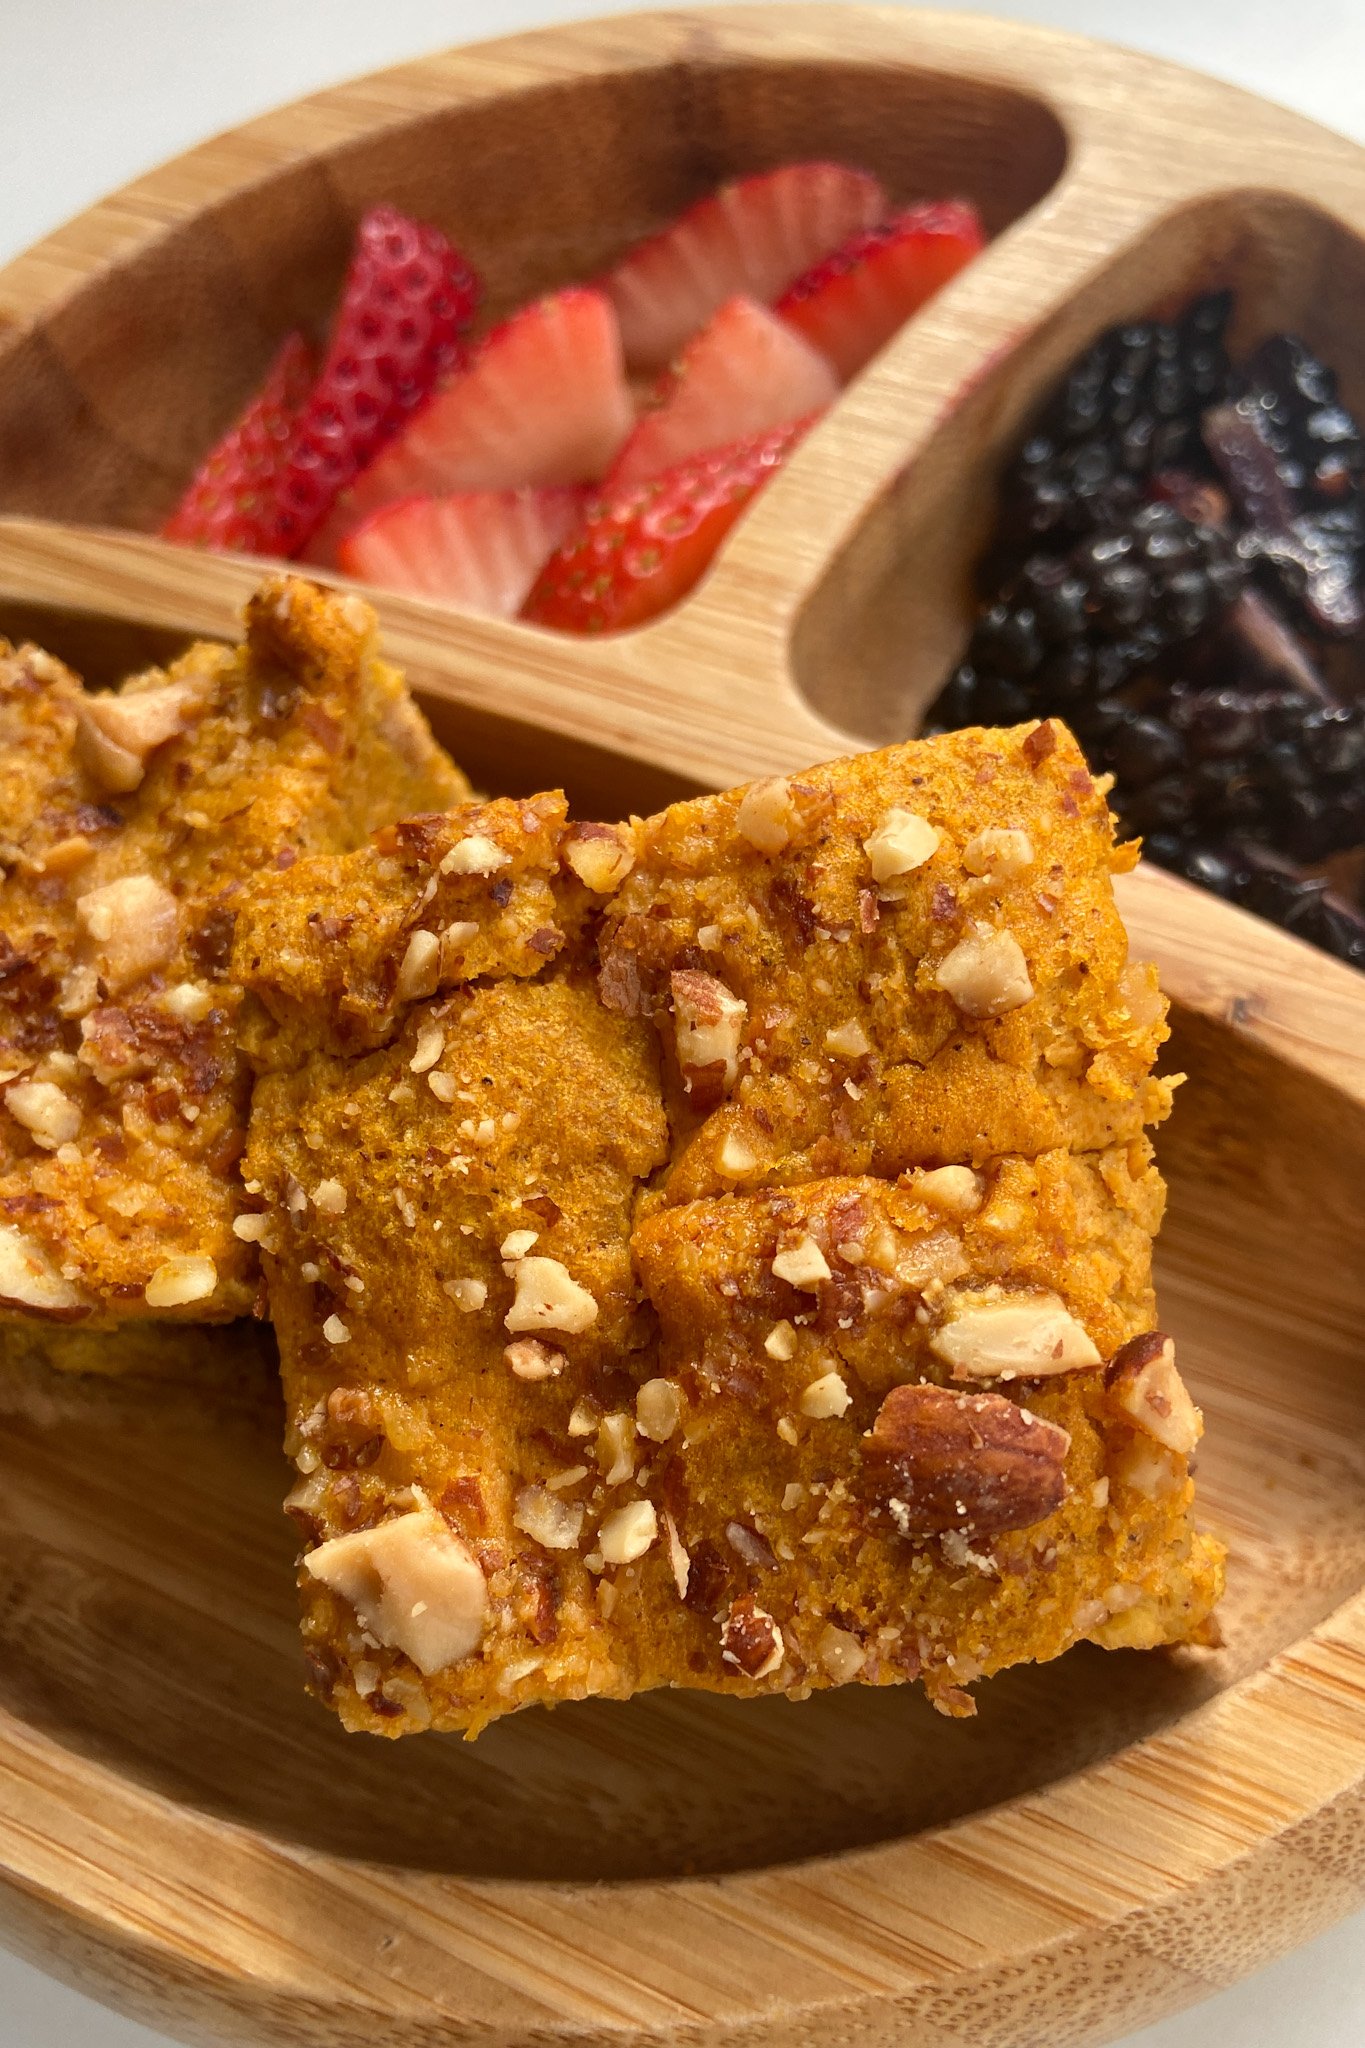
[597,719,1173,1201]
[237,725,1221,1736]
[0,577,465,1371]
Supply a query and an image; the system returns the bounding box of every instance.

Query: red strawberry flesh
[161,330,315,553]
[270,204,481,555]
[605,296,836,492]
[776,199,985,381]
[523,415,814,634]
[604,161,887,372]
[304,286,631,566]
[338,487,585,617]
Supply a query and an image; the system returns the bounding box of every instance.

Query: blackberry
[1202,334,1365,634]
[1241,335,1365,507]
[928,500,1245,732]
[1119,686,1365,860]
[1140,837,1365,970]
[920,286,1365,975]
[992,292,1233,562]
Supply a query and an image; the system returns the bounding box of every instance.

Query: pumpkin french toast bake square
[234,720,1221,1736]
[0,576,465,1372]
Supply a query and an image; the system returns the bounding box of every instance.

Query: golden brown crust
[237,718,1221,1738]
[0,578,465,1349]
[235,792,582,1063]
[599,722,1174,1198]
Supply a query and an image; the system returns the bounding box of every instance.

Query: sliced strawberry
[303,286,632,567]
[265,204,481,556]
[162,331,316,552]
[338,488,586,617]
[523,416,813,635]
[604,162,888,372]
[776,199,985,381]
[605,298,836,492]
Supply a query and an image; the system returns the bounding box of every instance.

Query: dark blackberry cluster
[923,292,1365,972]
[1092,682,1365,858]
[937,500,1245,732]
[1200,336,1365,636]
[1149,838,1365,970]
[990,293,1232,566]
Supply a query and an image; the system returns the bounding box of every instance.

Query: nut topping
[909,1165,984,1217]
[663,1510,690,1598]
[865,1382,1071,1537]
[817,1623,866,1683]
[305,1506,488,1673]
[961,827,1034,878]
[504,1255,598,1335]
[764,1320,797,1361]
[636,1377,682,1442]
[671,969,747,1090]
[5,1080,81,1150]
[440,834,510,877]
[736,777,799,853]
[0,1222,89,1318]
[800,1370,851,1419]
[444,1276,487,1312]
[1106,1331,1202,1457]
[75,875,180,994]
[597,1411,635,1484]
[824,1019,871,1059]
[504,1338,565,1381]
[562,822,635,894]
[935,926,1034,1017]
[864,807,939,881]
[144,1254,218,1309]
[162,981,213,1023]
[409,1022,445,1073]
[76,678,207,795]
[715,1127,760,1177]
[771,1235,831,1289]
[395,930,441,1003]
[720,1595,784,1678]
[513,1484,584,1551]
[598,1500,658,1565]
[930,1289,1100,1380]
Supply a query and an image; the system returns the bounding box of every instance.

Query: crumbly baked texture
[0,576,466,1364]
[238,720,1222,1738]
[598,719,1173,1200]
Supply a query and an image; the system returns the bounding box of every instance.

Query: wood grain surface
[0,10,1364,2047]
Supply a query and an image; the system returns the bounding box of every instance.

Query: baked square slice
[598,718,1174,1202]
[235,793,668,1732]
[238,759,1221,1737]
[0,576,466,1369]
[628,1157,1222,1713]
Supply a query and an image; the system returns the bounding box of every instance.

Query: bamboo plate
[1,9,1365,2046]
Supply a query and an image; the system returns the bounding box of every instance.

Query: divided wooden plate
[1,9,1365,2045]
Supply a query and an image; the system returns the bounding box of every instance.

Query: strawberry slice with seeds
[161,331,315,552]
[523,416,814,634]
[776,199,985,381]
[605,297,836,492]
[604,161,887,372]
[304,286,632,566]
[268,204,481,556]
[337,488,586,617]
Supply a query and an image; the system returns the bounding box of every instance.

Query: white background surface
[2,2,1364,2044]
